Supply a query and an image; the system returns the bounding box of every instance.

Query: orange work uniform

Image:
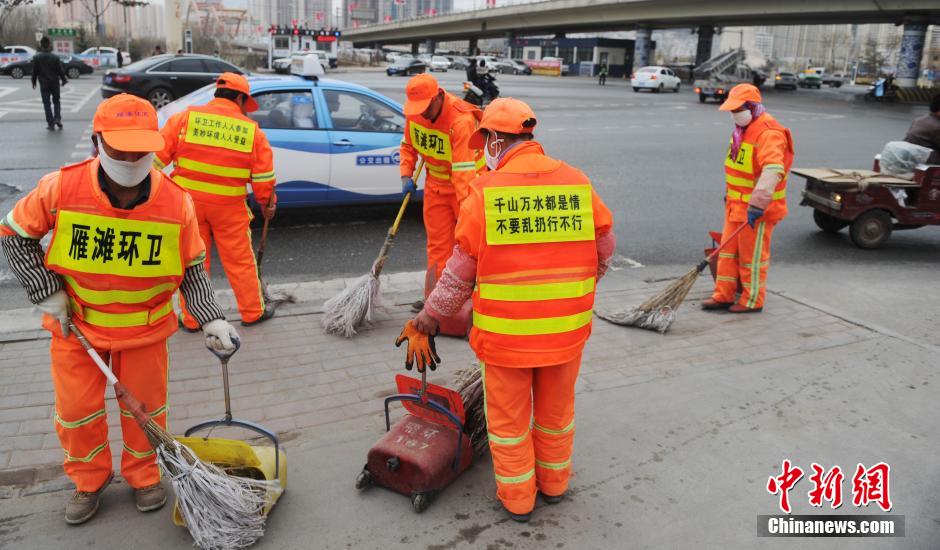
[0,158,205,491]
[713,113,793,310]
[156,97,276,327]
[454,141,614,514]
[400,92,483,292]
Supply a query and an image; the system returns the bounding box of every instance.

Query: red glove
[395,320,441,372]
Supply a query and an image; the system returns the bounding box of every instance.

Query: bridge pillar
[469,38,478,56]
[411,42,420,55]
[695,26,714,66]
[633,25,652,70]
[426,39,436,54]
[896,18,927,88]
[505,31,514,58]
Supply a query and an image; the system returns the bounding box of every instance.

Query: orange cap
[92,93,164,152]
[719,83,762,111]
[216,72,259,112]
[468,98,537,149]
[403,73,440,116]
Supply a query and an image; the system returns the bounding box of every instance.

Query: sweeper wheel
[355,468,372,490]
[411,492,430,513]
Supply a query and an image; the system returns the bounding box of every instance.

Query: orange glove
[395,320,441,372]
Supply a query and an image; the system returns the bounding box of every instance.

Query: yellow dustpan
[172,339,287,526]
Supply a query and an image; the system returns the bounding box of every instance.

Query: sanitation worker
[0,94,239,524]
[701,83,793,313]
[397,98,616,522]
[155,72,277,329]
[399,73,484,310]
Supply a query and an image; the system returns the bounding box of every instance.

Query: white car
[429,56,450,72]
[80,46,132,66]
[631,66,681,93]
[274,51,329,74]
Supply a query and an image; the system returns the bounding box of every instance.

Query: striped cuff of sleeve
[179,263,224,327]
[763,164,785,174]
[153,156,168,171]
[2,212,39,239]
[0,235,63,304]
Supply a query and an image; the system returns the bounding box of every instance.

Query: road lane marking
[71,85,101,113]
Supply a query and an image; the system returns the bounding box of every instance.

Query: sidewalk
[0,268,936,549]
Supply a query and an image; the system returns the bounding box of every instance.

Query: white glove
[203,319,239,352]
[37,290,70,337]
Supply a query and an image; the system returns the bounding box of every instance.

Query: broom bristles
[596,267,701,333]
[321,273,382,337]
[143,421,280,550]
[454,366,488,455]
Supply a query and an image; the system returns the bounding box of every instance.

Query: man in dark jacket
[904,93,940,164]
[31,37,68,130]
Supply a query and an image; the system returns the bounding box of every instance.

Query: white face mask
[97,135,153,188]
[732,110,752,127]
[484,132,504,170]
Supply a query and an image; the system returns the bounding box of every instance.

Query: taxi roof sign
[291,54,325,80]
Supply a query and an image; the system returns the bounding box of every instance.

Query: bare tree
[54,0,111,38]
[0,0,36,36]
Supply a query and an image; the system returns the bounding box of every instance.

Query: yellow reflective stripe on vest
[65,442,108,463]
[426,164,451,178]
[488,431,528,446]
[536,458,571,470]
[451,161,477,172]
[55,408,106,429]
[70,299,173,328]
[725,174,755,189]
[475,157,486,171]
[174,175,248,197]
[64,275,176,306]
[153,156,167,171]
[473,309,593,336]
[185,111,256,153]
[534,419,575,435]
[479,277,594,302]
[177,157,250,179]
[123,443,155,459]
[494,468,535,485]
[1,211,37,239]
[726,188,786,202]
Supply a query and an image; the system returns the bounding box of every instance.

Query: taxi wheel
[849,210,892,249]
[10,67,24,79]
[67,67,81,79]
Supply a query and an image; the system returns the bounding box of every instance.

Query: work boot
[410,299,425,313]
[505,507,531,523]
[700,298,733,311]
[134,483,167,512]
[65,473,113,525]
[728,304,762,314]
[540,491,566,504]
[241,304,276,327]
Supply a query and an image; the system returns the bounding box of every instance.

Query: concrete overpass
[343,0,940,86]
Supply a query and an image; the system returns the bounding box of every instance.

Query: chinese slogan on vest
[185,112,256,153]
[484,185,595,245]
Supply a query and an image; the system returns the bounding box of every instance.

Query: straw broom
[256,199,296,311]
[596,223,748,333]
[322,160,426,337]
[70,323,280,550]
[453,365,488,455]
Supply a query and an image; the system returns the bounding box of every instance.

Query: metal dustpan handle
[185,337,282,480]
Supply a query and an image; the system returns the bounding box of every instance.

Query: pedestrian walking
[151,45,163,56]
[598,64,608,85]
[155,73,278,329]
[401,98,616,522]
[0,94,238,525]
[117,49,123,68]
[31,37,68,131]
[399,73,484,311]
[701,83,793,314]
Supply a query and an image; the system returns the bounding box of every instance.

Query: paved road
[0,70,936,310]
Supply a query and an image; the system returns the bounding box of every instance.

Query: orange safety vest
[45,159,188,350]
[724,113,793,223]
[401,93,484,188]
[469,151,600,368]
[167,103,264,205]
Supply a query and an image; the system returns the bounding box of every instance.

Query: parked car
[80,46,132,66]
[499,59,532,75]
[157,69,409,208]
[822,72,846,87]
[273,51,329,74]
[0,53,94,80]
[797,69,822,89]
[387,57,426,76]
[1,45,36,59]
[447,56,469,70]
[631,66,681,92]
[429,56,450,72]
[773,72,798,90]
[101,54,243,108]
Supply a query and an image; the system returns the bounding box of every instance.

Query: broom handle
[257,198,273,268]
[68,322,152,428]
[371,159,426,278]
[697,223,749,272]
